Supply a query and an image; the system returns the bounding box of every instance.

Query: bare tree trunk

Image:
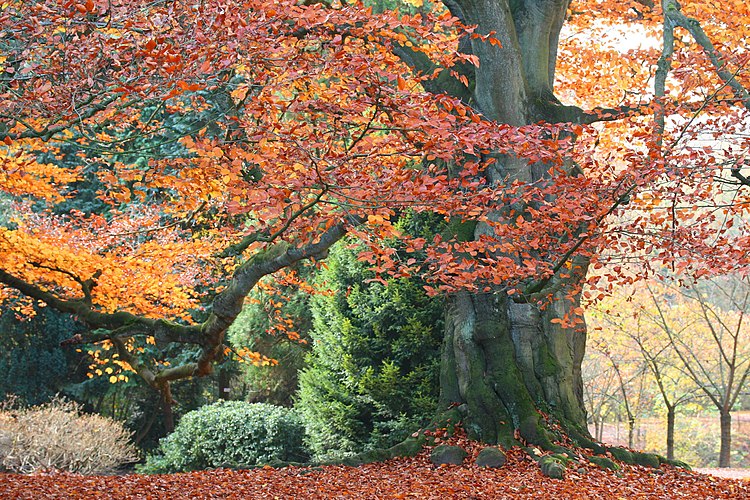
[594,417,602,439]
[666,405,675,461]
[161,386,175,433]
[218,367,231,400]
[719,410,732,467]
[134,410,158,446]
[628,416,635,449]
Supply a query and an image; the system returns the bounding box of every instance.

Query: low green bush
[140,401,308,473]
[0,397,138,474]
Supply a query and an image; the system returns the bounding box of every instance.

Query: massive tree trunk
[439,289,589,446]
[435,0,592,446]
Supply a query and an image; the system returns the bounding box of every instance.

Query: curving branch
[219,189,328,258]
[0,216,356,400]
[661,0,750,111]
[654,0,750,185]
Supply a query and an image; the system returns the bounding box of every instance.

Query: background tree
[582,350,619,442]
[586,335,653,449]
[629,322,695,462]
[643,277,750,467]
[587,290,697,460]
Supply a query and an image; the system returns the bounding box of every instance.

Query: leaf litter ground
[1,439,747,499]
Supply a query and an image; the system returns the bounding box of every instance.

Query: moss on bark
[538,456,566,479]
[632,452,661,468]
[587,456,619,471]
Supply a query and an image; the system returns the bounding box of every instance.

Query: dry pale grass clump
[0,397,139,475]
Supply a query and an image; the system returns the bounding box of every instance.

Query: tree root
[315,409,463,467]
[522,426,692,479]
[241,411,691,479]
[377,410,693,479]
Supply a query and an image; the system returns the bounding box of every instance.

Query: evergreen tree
[297,238,443,459]
[0,307,85,406]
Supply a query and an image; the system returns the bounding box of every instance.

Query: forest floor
[1,445,748,499]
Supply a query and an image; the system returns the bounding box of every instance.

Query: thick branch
[202,219,353,339]
[0,268,201,343]
[731,168,750,188]
[0,268,92,317]
[195,218,354,375]
[662,0,750,112]
[391,42,475,104]
[578,104,648,125]
[654,1,675,144]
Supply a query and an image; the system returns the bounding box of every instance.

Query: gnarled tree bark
[431,0,593,448]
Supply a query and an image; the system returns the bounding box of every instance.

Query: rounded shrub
[0,397,138,474]
[140,401,308,473]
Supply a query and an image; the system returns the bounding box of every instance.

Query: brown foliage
[1,440,747,499]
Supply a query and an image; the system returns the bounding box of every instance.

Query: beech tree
[2,0,750,471]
